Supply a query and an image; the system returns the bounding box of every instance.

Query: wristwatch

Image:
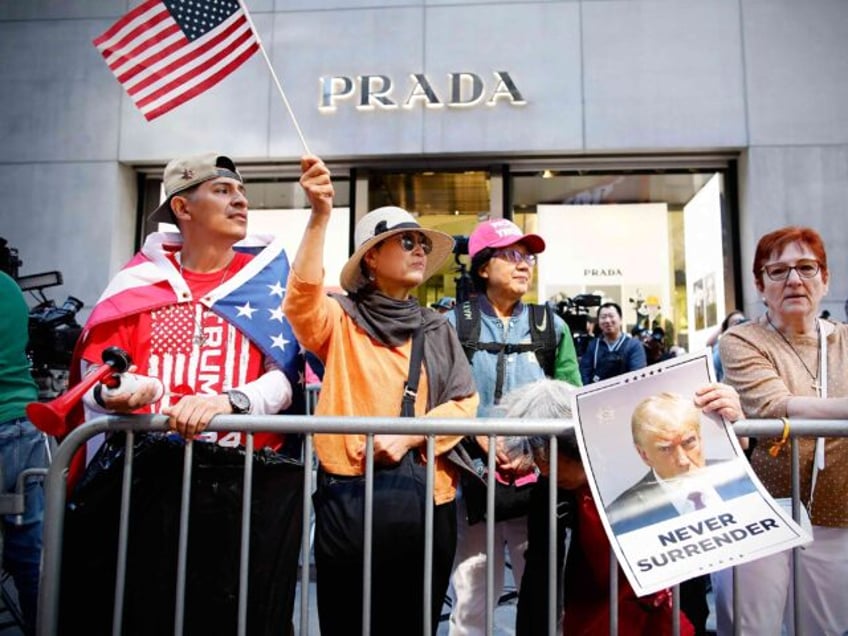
[225,389,251,414]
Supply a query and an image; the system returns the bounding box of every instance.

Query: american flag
[93,0,260,121]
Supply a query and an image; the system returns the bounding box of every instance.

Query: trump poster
[571,350,811,596]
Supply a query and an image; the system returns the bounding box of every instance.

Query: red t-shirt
[82,252,285,450]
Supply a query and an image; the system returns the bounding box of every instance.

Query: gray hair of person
[492,378,581,459]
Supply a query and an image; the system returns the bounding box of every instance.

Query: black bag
[59,433,304,636]
[313,324,428,559]
[459,438,537,525]
[313,450,427,560]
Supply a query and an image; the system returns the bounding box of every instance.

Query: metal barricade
[36,416,848,635]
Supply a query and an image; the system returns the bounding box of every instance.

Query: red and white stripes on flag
[93,0,259,121]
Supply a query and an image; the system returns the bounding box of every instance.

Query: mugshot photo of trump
[604,392,756,535]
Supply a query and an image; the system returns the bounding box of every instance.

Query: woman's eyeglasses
[761,259,820,281]
[492,249,537,267]
[398,232,433,255]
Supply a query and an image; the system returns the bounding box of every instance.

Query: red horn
[26,346,132,436]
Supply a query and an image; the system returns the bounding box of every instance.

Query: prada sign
[583,268,624,276]
[319,71,526,111]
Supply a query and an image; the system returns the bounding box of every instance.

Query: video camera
[0,238,83,398]
[553,293,602,357]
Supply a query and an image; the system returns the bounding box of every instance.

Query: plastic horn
[26,346,132,436]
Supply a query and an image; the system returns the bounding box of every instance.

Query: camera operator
[0,269,50,634]
[555,294,600,358]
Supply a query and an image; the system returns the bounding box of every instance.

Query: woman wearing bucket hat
[284,156,479,636]
[444,218,582,635]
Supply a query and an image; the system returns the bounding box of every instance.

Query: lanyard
[593,333,625,370]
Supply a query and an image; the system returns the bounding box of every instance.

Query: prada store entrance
[142,156,739,355]
[361,159,739,355]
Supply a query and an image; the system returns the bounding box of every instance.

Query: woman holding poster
[719,226,848,635]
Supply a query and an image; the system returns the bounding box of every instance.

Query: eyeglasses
[761,259,820,281]
[492,248,537,267]
[397,232,433,255]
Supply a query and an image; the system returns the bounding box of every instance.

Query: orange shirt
[284,271,478,504]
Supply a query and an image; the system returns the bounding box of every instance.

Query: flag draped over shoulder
[93,0,259,121]
[82,232,304,408]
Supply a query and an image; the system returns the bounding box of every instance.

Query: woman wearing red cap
[445,218,581,635]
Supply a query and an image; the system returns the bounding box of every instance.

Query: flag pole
[237,0,311,155]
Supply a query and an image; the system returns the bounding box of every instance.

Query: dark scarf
[331,290,476,411]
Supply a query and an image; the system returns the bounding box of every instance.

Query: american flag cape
[76,231,305,417]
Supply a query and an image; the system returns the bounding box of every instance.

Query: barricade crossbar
[37,416,848,636]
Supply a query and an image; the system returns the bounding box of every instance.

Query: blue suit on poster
[605,460,758,535]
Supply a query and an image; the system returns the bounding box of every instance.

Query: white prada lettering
[319,71,526,111]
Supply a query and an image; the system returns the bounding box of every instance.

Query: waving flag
[93,0,259,121]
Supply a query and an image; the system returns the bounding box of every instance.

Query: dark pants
[681,575,709,636]
[60,435,304,636]
[516,476,574,636]
[314,490,457,636]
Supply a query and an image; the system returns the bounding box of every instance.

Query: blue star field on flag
[211,243,306,414]
[162,0,241,41]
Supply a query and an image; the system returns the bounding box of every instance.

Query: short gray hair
[493,379,580,459]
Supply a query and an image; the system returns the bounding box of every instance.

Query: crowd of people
[4,150,846,635]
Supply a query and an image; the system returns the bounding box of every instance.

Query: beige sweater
[719,318,848,526]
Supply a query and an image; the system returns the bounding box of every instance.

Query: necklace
[178,255,234,287]
[177,255,234,346]
[765,312,821,394]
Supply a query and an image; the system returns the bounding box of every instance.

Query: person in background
[286,156,478,636]
[718,226,848,635]
[707,310,748,381]
[506,379,743,635]
[643,326,674,366]
[0,271,50,634]
[580,302,647,384]
[444,218,581,635]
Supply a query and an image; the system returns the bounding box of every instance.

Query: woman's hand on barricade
[474,435,511,466]
[371,434,425,465]
[162,394,232,439]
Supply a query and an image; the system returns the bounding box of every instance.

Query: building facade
[1,0,847,350]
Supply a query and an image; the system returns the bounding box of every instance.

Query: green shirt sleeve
[554,321,582,386]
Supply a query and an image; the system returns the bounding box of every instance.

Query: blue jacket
[447,296,581,417]
[579,334,647,385]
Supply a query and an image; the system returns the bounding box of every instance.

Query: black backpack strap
[528,303,558,377]
[401,324,425,417]
[454,300,481,365]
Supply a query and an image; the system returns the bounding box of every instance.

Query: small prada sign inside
[583,268,624,276]
[319,71,526,111]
